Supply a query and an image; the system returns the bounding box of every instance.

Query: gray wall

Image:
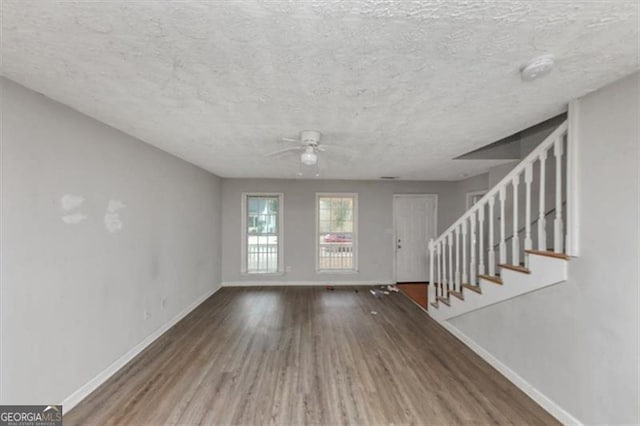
[451,173,489,216]
[519,120,559,158]
[0,78,223,404]
[450,72,640,423]
[488,161,519,188]
[221,178,480,284]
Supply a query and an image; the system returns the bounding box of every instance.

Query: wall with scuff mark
[0,78,223,405]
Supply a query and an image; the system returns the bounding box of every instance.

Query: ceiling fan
[265,130,355,167]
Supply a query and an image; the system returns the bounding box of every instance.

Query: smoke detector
[520,55,555,82]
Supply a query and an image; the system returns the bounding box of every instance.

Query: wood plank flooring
[65,286,558,425]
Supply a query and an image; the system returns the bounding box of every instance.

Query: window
[316,193,357,271]
[241,193,283,274]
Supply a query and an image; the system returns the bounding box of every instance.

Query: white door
[393,195,437,283]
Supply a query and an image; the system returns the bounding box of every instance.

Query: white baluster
[524,163,533,266]
[462,219,468,285]
[470,210,477,285]
[488,196,496,276]
[499,187,507,265]
[478,205,485,276]
[538,151,548,250]
[512,175,520,266]
[437,241,442,298]
[448,233,453,296]
[554,138,564,253]
[440,237,449,297]
[429,239,435,300]
[455,225,461,291]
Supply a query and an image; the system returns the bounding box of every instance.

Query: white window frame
[466,190,488,210]
[241,192,284,275]
[315,192,358,273]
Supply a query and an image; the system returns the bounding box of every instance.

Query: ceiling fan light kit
[300,147,318,165]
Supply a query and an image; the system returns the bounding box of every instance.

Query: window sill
[241,271,285,277]
[316,269,359,274]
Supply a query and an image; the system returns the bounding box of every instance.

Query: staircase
[428,120,572,321]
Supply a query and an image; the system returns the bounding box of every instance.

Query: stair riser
[430,286,484,321]
[429,254,567,321]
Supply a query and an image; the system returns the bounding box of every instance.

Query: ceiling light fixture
[520,54,555,82]
[300,147,317,165]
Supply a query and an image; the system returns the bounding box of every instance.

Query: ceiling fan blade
[281,137,299,143]
[265,147,301,157]
[319,144,358,154]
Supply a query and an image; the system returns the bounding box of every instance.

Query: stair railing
[429,120,569,302]
[492,202,565,250]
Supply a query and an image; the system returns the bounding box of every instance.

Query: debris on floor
[369,284,400,298]
[325,285,335,291]
[370,289,383,297]
[370,311,378,315]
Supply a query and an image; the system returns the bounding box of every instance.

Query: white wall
[221,178,478,285]
[449,72,640,424]
[0,78,223,405]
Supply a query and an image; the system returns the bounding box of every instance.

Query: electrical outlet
[144,311,151,320]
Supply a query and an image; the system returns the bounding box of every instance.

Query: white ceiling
[1,1,638,180]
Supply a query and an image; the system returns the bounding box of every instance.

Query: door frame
[392,194,439,283]
[466,189,487,210]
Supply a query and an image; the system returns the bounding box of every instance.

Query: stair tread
[449,290,464,300]
[430,301,439,309]
[525,249,570,260]
[478,274,503,285]
[461,283,482,293]
[436,296,451,306]
[499,263,531,274]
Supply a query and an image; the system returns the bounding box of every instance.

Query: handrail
[492,201,565,249]
[433,120,568,245]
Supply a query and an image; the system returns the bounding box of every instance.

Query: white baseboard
[438,320,583,425]
[222,280,394,287]
[61,284,221,413]
[64,282,577,423]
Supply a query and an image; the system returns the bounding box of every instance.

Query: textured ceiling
[1,1,638,180]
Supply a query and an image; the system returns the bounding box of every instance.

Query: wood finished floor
[65,286,558,425]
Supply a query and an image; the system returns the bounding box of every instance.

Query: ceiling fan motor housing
[300,130,321,146]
